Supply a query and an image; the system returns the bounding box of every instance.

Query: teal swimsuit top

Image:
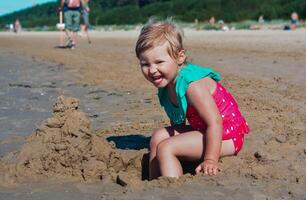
[158,63,221,124]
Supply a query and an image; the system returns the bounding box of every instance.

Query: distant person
[60,0,82,49]
[218,20,229,31]
[258,15,265,25]
[82,0,91,30]
[284,12,299,30]
[135,20,250,179]
[14,19,21,33]
[209,16,215,25]
[290,12,299,27]
[80,0,92,43]
[250,15,265,30]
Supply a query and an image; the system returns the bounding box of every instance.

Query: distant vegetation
[0,0,305,28]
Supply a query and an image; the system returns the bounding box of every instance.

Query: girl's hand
[195,159,221,176]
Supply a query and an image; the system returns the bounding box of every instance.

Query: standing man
[60,0,82,49]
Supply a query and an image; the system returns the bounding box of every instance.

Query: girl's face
[139,42,185,88]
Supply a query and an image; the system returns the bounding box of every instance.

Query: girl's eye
[141,63,149,68]
[156,61,164,64]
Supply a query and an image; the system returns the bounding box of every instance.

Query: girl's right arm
[186,79,223,175]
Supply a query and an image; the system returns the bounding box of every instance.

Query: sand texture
[0,30,305,199]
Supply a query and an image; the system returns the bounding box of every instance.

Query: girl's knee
[150,128,169,149]
[156,139,173,160]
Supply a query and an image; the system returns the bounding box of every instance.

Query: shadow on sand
[106,134,150,150]
[54,45,70,49]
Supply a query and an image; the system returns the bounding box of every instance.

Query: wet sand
[0,29,306,199]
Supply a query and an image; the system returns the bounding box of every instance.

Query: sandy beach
[0,29,305,199]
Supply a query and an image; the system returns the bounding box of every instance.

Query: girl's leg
[156,130,235,178]
[149,125,193,180]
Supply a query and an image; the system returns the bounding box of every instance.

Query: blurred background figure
[284,12,299,30]
[209,16,215,25]
[258,15,265,25]
[290,12,299,28]
[250,15,265,30]
[14,19,21,33]
[80,0,92,43]
[218,20,229,31]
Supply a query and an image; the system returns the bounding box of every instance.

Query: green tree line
[0,0,305,28]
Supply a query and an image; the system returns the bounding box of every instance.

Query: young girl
[135,20,250,180]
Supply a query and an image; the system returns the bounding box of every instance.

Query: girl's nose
[149,65,158,73]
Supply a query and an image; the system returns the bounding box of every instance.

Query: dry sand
[0,29,305,199]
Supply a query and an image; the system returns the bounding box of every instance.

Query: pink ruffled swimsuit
[186,82,250,154]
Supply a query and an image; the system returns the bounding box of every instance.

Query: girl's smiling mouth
[152,75,163,85]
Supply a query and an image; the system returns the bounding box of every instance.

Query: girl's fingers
[195,165,202,174]
[195,164,221,175]
[208,166,220,175]
[207,167,213,175]
[213,168,218,175]
[204,166,209,175]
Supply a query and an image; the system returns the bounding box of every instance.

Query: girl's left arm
[186,79,223,174]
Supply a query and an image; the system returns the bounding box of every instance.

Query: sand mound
[0,96,144,186]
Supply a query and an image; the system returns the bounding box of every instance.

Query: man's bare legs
[71,31,77,49]
[65,30,77,49]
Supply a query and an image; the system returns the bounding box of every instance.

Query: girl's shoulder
[176,63,221,93]
[179,63,220,81]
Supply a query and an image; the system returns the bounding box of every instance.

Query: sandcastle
[0,96,144,186]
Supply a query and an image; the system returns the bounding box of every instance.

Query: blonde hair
[291,12,299,20]
[135,19,185,62]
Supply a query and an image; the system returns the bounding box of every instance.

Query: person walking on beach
[135,20,250,180]
[14,19,21,33]
[60,0,82,49]
[80,0,91,43]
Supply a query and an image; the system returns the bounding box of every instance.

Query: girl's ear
[177,50,186,65]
